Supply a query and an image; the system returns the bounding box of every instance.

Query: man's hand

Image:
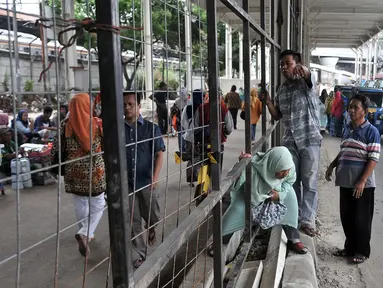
[258,90,272,105]
[325,165,334,182]
[270,190,279,201]
[353,179,367,198]
[293,64,310,80]
[151,178,158,190]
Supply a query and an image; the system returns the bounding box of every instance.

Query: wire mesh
[0,0,295,287]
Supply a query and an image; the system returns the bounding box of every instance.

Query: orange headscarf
[65,93,100,152]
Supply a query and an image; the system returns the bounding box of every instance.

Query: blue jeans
[289,145,320,227]
[251,124,257,141]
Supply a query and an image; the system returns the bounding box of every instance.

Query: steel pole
[94,0,133,287]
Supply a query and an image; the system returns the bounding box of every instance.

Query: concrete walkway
[0,119,262,287]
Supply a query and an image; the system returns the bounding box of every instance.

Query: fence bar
[270,0,277,147]
[94,0,133,287]
[242,0,252,243]
[206,0,223,286]
[260,0,267,152]
[220,0,281,49]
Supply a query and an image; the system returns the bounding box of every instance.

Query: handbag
[240,110,245,120]
[251,199,287,230]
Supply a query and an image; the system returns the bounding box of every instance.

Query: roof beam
[217,7,269,13]
[310,7,383,14]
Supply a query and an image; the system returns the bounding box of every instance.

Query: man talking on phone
[260,50,322,237]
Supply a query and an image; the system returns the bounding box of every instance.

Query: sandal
[75,234,90,257]
[333,249,351,257]
[148,228,157,246]
[300,225,318,237]
[352,254,367,264]
[288,241,308,254]
[207,245,214,257]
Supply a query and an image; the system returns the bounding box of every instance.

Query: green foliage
[24,80,34,92]
[2,72,9,92]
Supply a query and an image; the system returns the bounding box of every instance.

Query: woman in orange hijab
[241,88,262,142]
[53,93,106,257]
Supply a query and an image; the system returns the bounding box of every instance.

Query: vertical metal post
[62,0,76,98]
[40,3,52,97]
[206,1,223,287]
[94,0,133,287]
[143,0,153,110]
[184,0,193,92]
[270,0,276,148]
[11,1,21,101]
[239,32,243,79]
[260,0,267,152]
[242,0,252,243]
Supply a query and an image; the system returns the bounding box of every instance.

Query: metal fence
[0,0,301,287]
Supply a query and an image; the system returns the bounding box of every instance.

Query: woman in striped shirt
[325,94,380,264]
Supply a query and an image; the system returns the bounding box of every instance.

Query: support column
[354,49,358,81]
[367,41,372,80]
[185,0,193,92]
[298,0,304,54]
[239,32,243,79]
[360,46,364,81]
[281,0,291,52]
[225,23,232,79]
[143,0,153,109]
[373,39,378,80]
[62,0,76,97]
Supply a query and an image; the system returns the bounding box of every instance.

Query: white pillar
[239,32,243,79]
[373,39,378,80]
[225,23,232,79]
[354,50,358,81]
[367,41,372,80]
[143,0,153,110]
[62,0,76,97]
[281,0,291,51]
[184,0,192,93]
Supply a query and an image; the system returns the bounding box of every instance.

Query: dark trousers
[229,108,238,129]
[157,109,168,135]
[340,187,375,258]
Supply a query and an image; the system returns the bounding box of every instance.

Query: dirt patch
[315,144,366,288]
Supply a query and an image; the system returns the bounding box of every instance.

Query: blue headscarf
[16,109,29,128]
[186,89,204,119]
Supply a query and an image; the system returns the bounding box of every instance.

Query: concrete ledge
[260,226,287,288]
[282,234,318,288]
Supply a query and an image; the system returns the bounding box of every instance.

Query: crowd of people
[0,48,380,270]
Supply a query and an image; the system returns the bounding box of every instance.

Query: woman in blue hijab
[222,146,308,254]
[11,110,34,141]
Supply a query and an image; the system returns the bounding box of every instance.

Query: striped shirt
[335,120,380,188]
[276,74,322,150]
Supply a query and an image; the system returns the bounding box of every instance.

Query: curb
[282,234,318,288]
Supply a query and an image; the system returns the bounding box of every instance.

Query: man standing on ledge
[260,50,322,237]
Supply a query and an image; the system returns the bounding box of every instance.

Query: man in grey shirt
[261,50,322,236]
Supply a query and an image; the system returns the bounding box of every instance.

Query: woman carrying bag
[222,146,308,254]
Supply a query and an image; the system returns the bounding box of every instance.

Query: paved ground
[316,135,383,288]
[0,118,261,288]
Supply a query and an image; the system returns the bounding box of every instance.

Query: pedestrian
[170,87,188,152]
[151,82,169,135]
[325,91,334,132]
[224,85,242,130]
[260,50,322,237]
[325,94,380,264]
[123,91,165,268]
[331,91,344,137]
[241,87,262,142]
[52,93,106,257]
[34,106,57,138]
[222,147,308,254]
[181,90,204,186]
[319,89,327,105]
